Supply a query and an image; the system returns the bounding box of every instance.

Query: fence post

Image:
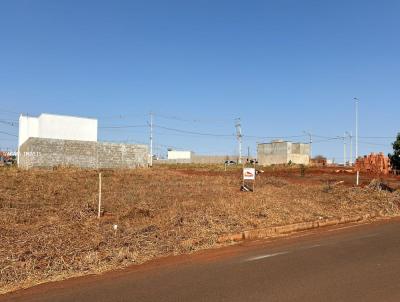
[98,172,102,219]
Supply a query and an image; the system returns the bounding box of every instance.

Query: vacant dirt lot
[1,165,399,294]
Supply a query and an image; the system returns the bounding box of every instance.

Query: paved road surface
[2,219,400,302]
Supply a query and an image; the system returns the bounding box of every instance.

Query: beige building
[257,140,310,166]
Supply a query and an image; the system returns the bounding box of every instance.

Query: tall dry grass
[0,166,399,293]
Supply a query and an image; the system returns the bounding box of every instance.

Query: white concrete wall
[18,116,39,149]
[38,114,97,143]
[167,150,193,160]
[18,113,97,148]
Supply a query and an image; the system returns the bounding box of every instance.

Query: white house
[167,150,193,160]
[18,113,98,163]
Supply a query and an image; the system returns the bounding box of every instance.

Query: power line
[152,131,233,140]
[313,137,342,143]
[359,136,396,139]
[313,134,337,139]
[0,131,17,137]
[98,124,147,129]
[0,109,20,115]
[0,138,17,141]
[359,141,391,147]
[152,112,230,124]
[244,134,306,140]
[97,113,145,119]
[0,120,18,127]
[154,125,235,137]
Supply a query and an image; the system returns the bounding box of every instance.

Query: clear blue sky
[1,0,399,161]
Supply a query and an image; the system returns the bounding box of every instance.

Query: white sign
[243,168,256,180]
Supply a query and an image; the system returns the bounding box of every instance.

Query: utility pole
[303,131,313,159]
[354,98,360,185]
[235,118,242,164]
[149,112,153,167]
[346,131,353,165]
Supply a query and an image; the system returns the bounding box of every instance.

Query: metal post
[149,112,153,167]
[354,98,360,185]
[343,134,347,166]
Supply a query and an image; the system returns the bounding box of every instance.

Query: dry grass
[0,166,399,293]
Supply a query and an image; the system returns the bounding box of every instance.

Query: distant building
[326,159,334,165]
[257,140,310,166]
[18,113,97,149]
[160,150,237,164]
[18,113,148,169]
[167,150,193,161]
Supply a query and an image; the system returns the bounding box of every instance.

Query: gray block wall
[155,155,238,165]
[257,141,310,166]
[18,137,148,169]
[191,155,238,164]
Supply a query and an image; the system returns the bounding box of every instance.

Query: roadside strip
[217,212,397,243]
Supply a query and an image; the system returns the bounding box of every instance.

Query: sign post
[242,167,256,191]
[98,172,102,219]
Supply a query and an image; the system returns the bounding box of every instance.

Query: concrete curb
[217,212,390,243]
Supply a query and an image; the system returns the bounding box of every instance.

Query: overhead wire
[0,119,18,127]
[2,110,396,156]
[98,124,147,129]
[152,112,231,124]
[359,141,391,147]
[154,125,235,137]
[0,131,17,137]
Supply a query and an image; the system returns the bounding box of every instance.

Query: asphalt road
[3,219,400,302]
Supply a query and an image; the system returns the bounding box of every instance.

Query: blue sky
[1,0,399,161]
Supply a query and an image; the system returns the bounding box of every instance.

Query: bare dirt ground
[0,164,399,294]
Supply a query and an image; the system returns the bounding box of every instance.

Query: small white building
[18,113,98,163]
[167,150,193,160]
[18,113,98,148]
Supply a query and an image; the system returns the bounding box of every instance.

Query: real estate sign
[243,168,256,180]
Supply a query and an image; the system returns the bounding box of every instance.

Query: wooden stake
[98,172,102,219]
[253,161,256,192]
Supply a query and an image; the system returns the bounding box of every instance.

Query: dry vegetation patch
[0,166,399,293]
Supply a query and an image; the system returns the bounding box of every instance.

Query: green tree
[389,133,400,170]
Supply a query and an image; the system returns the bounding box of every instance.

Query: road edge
[217,212,399,243]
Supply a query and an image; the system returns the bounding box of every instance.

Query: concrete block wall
[191,155,238,164]
[287,154,310,165]
[257,142,288,165]
[18,137,148,169]
[154,155,238,165]
[257,141,310,166]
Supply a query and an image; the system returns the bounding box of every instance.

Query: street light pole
[343,133,347,166]
[354,98,360,185]
[149,112,153,167]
